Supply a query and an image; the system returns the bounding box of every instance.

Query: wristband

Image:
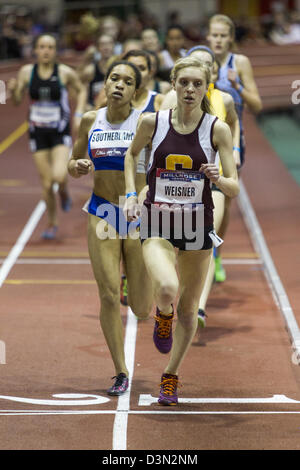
[233,146,240,152]
[74,112,83,118]
[126,191,137,199]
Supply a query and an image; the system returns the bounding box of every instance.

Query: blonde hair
[170,57,212,114]
[209,14,237,50]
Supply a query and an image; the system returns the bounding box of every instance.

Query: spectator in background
[73,12,99,51]
[159,25,186,81]
[141,28,162,54]
[1,13,22,59]
[120,13,143,42]
[122,38,142,55]
[269,10,300,44]
[99,15,123,55]
[145,50,172,95]
[77,34,118,114]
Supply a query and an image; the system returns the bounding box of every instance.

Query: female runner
[207,14,262,281]
[8,34,83,239]
[124,56,239,405]
[68,60,153,396]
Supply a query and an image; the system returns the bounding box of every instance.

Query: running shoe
[41,226,58,240]
[198,308,207,328]
[214,254,226,283]
[120,275,128,306]
[107,373,129,396]
[153,306,174,354]
[158,373,179,406]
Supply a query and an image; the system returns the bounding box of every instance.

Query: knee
[52,171,67,185]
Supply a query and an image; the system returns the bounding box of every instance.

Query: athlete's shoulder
[82,110,98,128]
[234,53,252,68]
[219,89,234,107]
[138,111,157,134]
[58,63,78,78]
[213,117,231,138]
[19,63,34,79]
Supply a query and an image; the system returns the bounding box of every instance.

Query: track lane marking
[112,307,138,451]
[238,179,300,363]
[0,121,28,155]
[0,200,46,287]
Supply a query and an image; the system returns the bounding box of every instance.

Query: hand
[200,163,220,183]
[75,159,92,176]
[123,195,140,222]
[227,69,238,88]
[7,78,17,98]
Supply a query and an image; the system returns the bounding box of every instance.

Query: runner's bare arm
[7,64,32,105]
[233,54,262,114]
[207,119,239,197]
[124,113,156,195]
[222,92,241,166]
[68,111,96,178]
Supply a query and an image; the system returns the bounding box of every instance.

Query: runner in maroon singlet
[124,56,239,405]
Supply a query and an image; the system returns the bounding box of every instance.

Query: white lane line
[2,410,300,416]
[237,179,300,363]
[112,307,138,451]
[0,200,46,287]
[138,394,300,406]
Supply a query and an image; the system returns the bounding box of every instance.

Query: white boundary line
[237,179,300,362]
[112,307,138,450]
[2,410,300,416]
[0,200,46,287]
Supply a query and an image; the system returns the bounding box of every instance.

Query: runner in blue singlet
[207,14,262,282]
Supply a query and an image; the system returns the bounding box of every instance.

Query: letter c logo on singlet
[165,154,193,171]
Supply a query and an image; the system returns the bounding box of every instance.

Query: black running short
[140,225,214,251]
[29,126,72,152]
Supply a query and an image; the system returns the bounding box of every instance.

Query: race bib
[154,169,204,205]
[30,102,61,126]
[89,129,135,159]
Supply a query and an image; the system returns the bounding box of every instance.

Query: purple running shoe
[158,373,179,406]
[153,307,174,354]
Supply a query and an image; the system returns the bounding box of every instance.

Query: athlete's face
[126,55,150,89]
[35,36,57,64]
[98,35,114,59]
[141,29,160,52]
[207,22,233,56]
[105,64,137,105]
[166,29,185,53]
[174,67,208,108]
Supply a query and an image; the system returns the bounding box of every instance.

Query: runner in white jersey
[68,60,153,396]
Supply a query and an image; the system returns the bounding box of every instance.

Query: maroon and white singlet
[144,109,218,228]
